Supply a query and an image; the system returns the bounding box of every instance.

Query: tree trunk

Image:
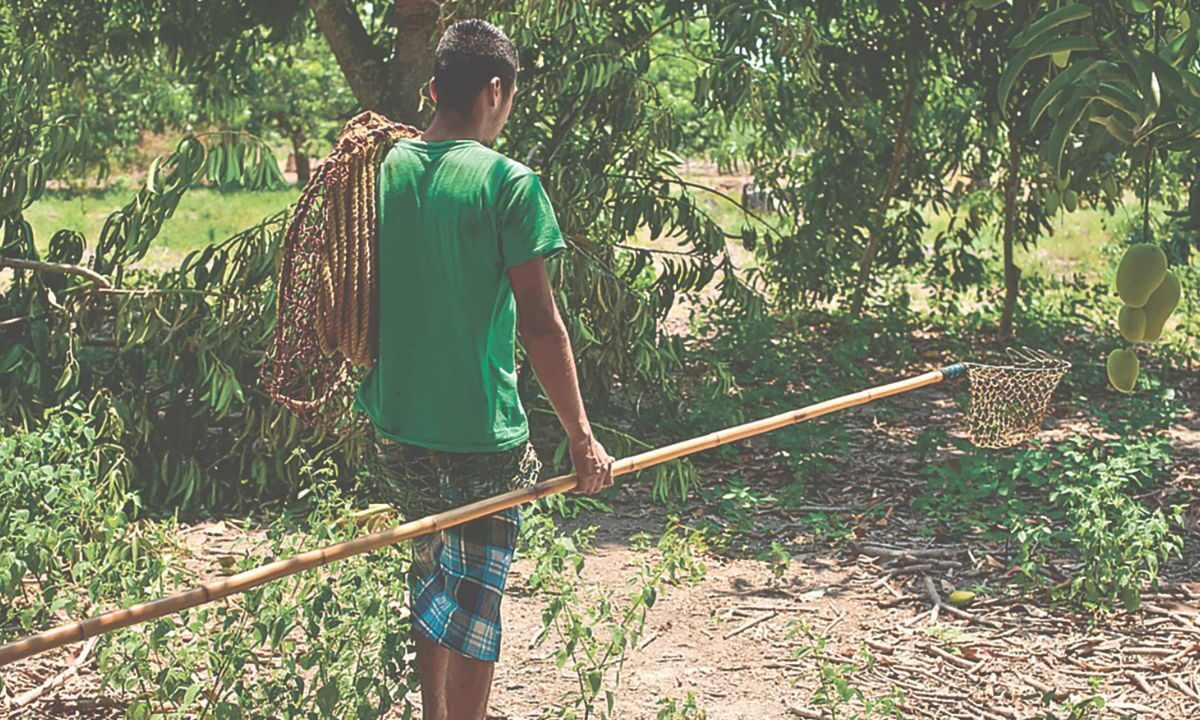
[849,72,919,315]
[290,131,310,185]
[390,0,441,122]
[308,0,439,124]
[998,126,1022,338]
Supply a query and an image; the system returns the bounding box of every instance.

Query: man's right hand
[510,257,614,495]
[569,434,614,495]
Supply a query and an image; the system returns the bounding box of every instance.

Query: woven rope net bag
[261,111,419,431]
[961,347,1070,449]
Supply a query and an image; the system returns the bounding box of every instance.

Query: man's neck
[421,112,488,144]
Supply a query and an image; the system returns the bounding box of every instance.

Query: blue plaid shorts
[365,431,541,662]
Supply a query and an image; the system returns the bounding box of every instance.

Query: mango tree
[1001,0,1198,361]
[699,1,992,315]
[0,0,781,511]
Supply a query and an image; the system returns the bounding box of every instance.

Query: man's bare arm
[509,257,613,494]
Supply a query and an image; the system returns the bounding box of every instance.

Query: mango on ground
[948,590,975,605]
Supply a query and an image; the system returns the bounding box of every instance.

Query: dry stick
[0,258,114,329]
[8,636,98,709]
[786,704,824,720]
[1167,674,1200,702]
[0,257,113,290]
[923,576,942,625]
[853,543,958,560]
[724,610,778,640]
[37,697,125,714]
[1128,671,1155,695]
[0,365,957,668]
[927,644,975,671]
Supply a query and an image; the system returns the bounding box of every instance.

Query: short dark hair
[432,19,518,115]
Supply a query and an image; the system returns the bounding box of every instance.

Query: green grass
[26,185,298,267]
[921,200,1143,284]
[1021,202,1141,280]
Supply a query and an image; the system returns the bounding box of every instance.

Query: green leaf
[1090,81,1144,123]
[1145,51,1198,113]
[1090,114,1136,144]
[585,669,602,695]
[1169,26,1200,67]
[1180,67,1200,98]
[1000,36,1099,114]
[146,156,162,195]
[1120,585,1141,611]
[1029,58,1100,128]
[316,678,340,714]
[1128,49,1160,129]
[214,702,244,720]
[182,683,202,707]
[0,344,24,374]
[1010,3,1092,49]
[1046,97,1092,176]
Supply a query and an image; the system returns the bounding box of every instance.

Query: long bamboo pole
[0,363,964,667]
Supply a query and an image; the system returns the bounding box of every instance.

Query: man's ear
[428,76,438,104]
[488,76,503,107]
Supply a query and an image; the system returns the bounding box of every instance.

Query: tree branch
[0,257,113,289]
[850,68,920,315]
[308,0,439,121]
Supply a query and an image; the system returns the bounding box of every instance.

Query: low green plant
[916,426,1182,612]
[799,510,858,546]
[1049,438,1182,612]
[1030,676,1106,720]
[785,620,904,719]
[535,491,615,520]
[96,449,420,719]
[0,396,171,658]
[654,692,707,719]
[694,475,774,544]
[525,516,707,719]
[757,540,792,585]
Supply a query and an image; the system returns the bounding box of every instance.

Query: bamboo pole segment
[0,364,962,668]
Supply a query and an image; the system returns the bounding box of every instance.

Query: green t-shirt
[353,138,567,452]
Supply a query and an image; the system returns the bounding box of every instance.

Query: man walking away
[353,18,614,720]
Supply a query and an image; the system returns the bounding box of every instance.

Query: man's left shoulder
[480,147,537,183]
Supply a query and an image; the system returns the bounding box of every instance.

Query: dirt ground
[487,377,1200,720]
[4,371,1198,720]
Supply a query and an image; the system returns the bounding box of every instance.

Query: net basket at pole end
[260,111,419,432]
[962,347,1070,449]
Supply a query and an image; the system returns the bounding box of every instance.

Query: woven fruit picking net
[261,111,419,431]
[958,347,1070,449]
